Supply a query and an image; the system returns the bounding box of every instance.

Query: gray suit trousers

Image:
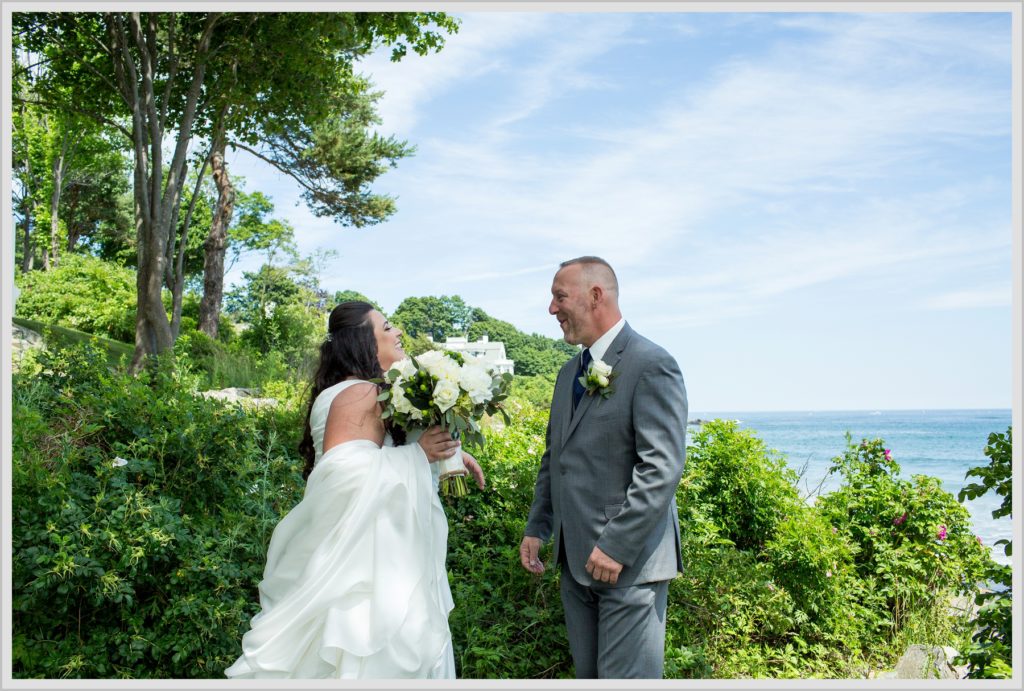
[559,568,669,679]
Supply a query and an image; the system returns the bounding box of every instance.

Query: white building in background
[428,334,515,375]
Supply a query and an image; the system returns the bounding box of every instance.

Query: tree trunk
[117,12,220,371]
[198,147,234,339]
[20,209,34,272]
[20,137,34,272]
[65,187,81,252]
[46,134,70,270]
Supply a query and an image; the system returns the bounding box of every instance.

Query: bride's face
[369,310,405,370]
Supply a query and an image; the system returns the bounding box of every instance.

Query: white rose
[459,365,493,404]
[391,386,415,414]
[432,378,460,412]
[596,374,610,388]
[390,358,416,380]
[416,350,444,373]
[591,359,613,378]
[436,358,462,383]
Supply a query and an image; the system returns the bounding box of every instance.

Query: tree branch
[12,94,131,139]
[159,12,221,236]
[231,141,320,196]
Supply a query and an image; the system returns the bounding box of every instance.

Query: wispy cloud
[382,11,1009,298]
[359,13,552,137]
[225,12,1012,408]
[925,285,1012,310]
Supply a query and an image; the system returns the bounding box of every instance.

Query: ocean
[688,409,1014,566]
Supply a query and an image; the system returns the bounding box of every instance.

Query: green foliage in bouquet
[378,352,513,497]
[378,352,513,450]
[955,427,1013,679]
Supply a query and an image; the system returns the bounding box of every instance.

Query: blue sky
[226,11,1014,412]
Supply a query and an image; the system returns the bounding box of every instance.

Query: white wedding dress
[225,379,456,679]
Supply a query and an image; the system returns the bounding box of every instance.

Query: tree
[333,290,382,312]
[197,147,234,338]
[469,314,577,377]
[391,294,476,341]
[16,11,458,370]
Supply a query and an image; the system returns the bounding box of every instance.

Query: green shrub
[174,330,301,391]
[509,373,556,411]
[11,341,306,678]
[956,427,1013,679]
[682,420,803,552]
[12,346,990,680]
[816,437,991,646]
[446,401,573,678]
[672,420,867,677]
[14,255,137,341]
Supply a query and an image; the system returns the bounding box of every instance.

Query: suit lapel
[556,354,580,445]
[561,324,632,448]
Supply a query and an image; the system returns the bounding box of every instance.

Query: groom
[520,256,688,679]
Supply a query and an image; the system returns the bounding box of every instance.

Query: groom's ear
[590,284,604,306]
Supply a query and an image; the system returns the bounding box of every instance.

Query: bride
[226,301,484,679]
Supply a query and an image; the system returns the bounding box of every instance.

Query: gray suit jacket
[525,323,688,587]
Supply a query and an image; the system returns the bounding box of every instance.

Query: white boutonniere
[580,358,616,399]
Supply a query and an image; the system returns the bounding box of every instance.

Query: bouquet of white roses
[377,349,512,497]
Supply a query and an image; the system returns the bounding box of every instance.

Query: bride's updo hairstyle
[299,301,385,480]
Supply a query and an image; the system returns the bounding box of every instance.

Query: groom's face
[549,265,596,347]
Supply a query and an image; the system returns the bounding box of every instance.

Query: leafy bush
[446,401,573,678]
[509,373,556,410]
[956,427,1013,679]
[682,420,803,552]
[14,254,136,341]
[174,329,297,390]
[11,341,306,678]
[816,437,991,646]
[672,420,868,677]
[12,345,993,680]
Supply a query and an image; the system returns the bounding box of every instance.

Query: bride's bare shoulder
[322,381,385,449]
[328,381,380,416]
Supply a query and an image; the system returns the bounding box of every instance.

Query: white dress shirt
[586,317,626,363]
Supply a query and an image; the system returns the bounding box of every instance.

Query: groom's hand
[519,536,545,574]
[585,546,623,585]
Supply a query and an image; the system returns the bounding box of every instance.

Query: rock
[199,387,277,408]
[893,644,960,679]
[12,322,45,366]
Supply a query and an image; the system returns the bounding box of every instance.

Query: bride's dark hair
[298,301,404,480]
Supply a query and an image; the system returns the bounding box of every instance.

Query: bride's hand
[462,451,485,490]
[417,425,460,462]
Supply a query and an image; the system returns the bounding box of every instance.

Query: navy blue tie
[572,348,592,410]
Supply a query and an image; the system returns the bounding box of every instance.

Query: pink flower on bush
[976,536,983,545]
[893,512,907,526]
[937,525,947,540]
[884,448,893,461]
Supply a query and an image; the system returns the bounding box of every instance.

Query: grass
[13,317,133,368]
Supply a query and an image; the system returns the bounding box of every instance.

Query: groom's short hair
[560,256,619,298]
